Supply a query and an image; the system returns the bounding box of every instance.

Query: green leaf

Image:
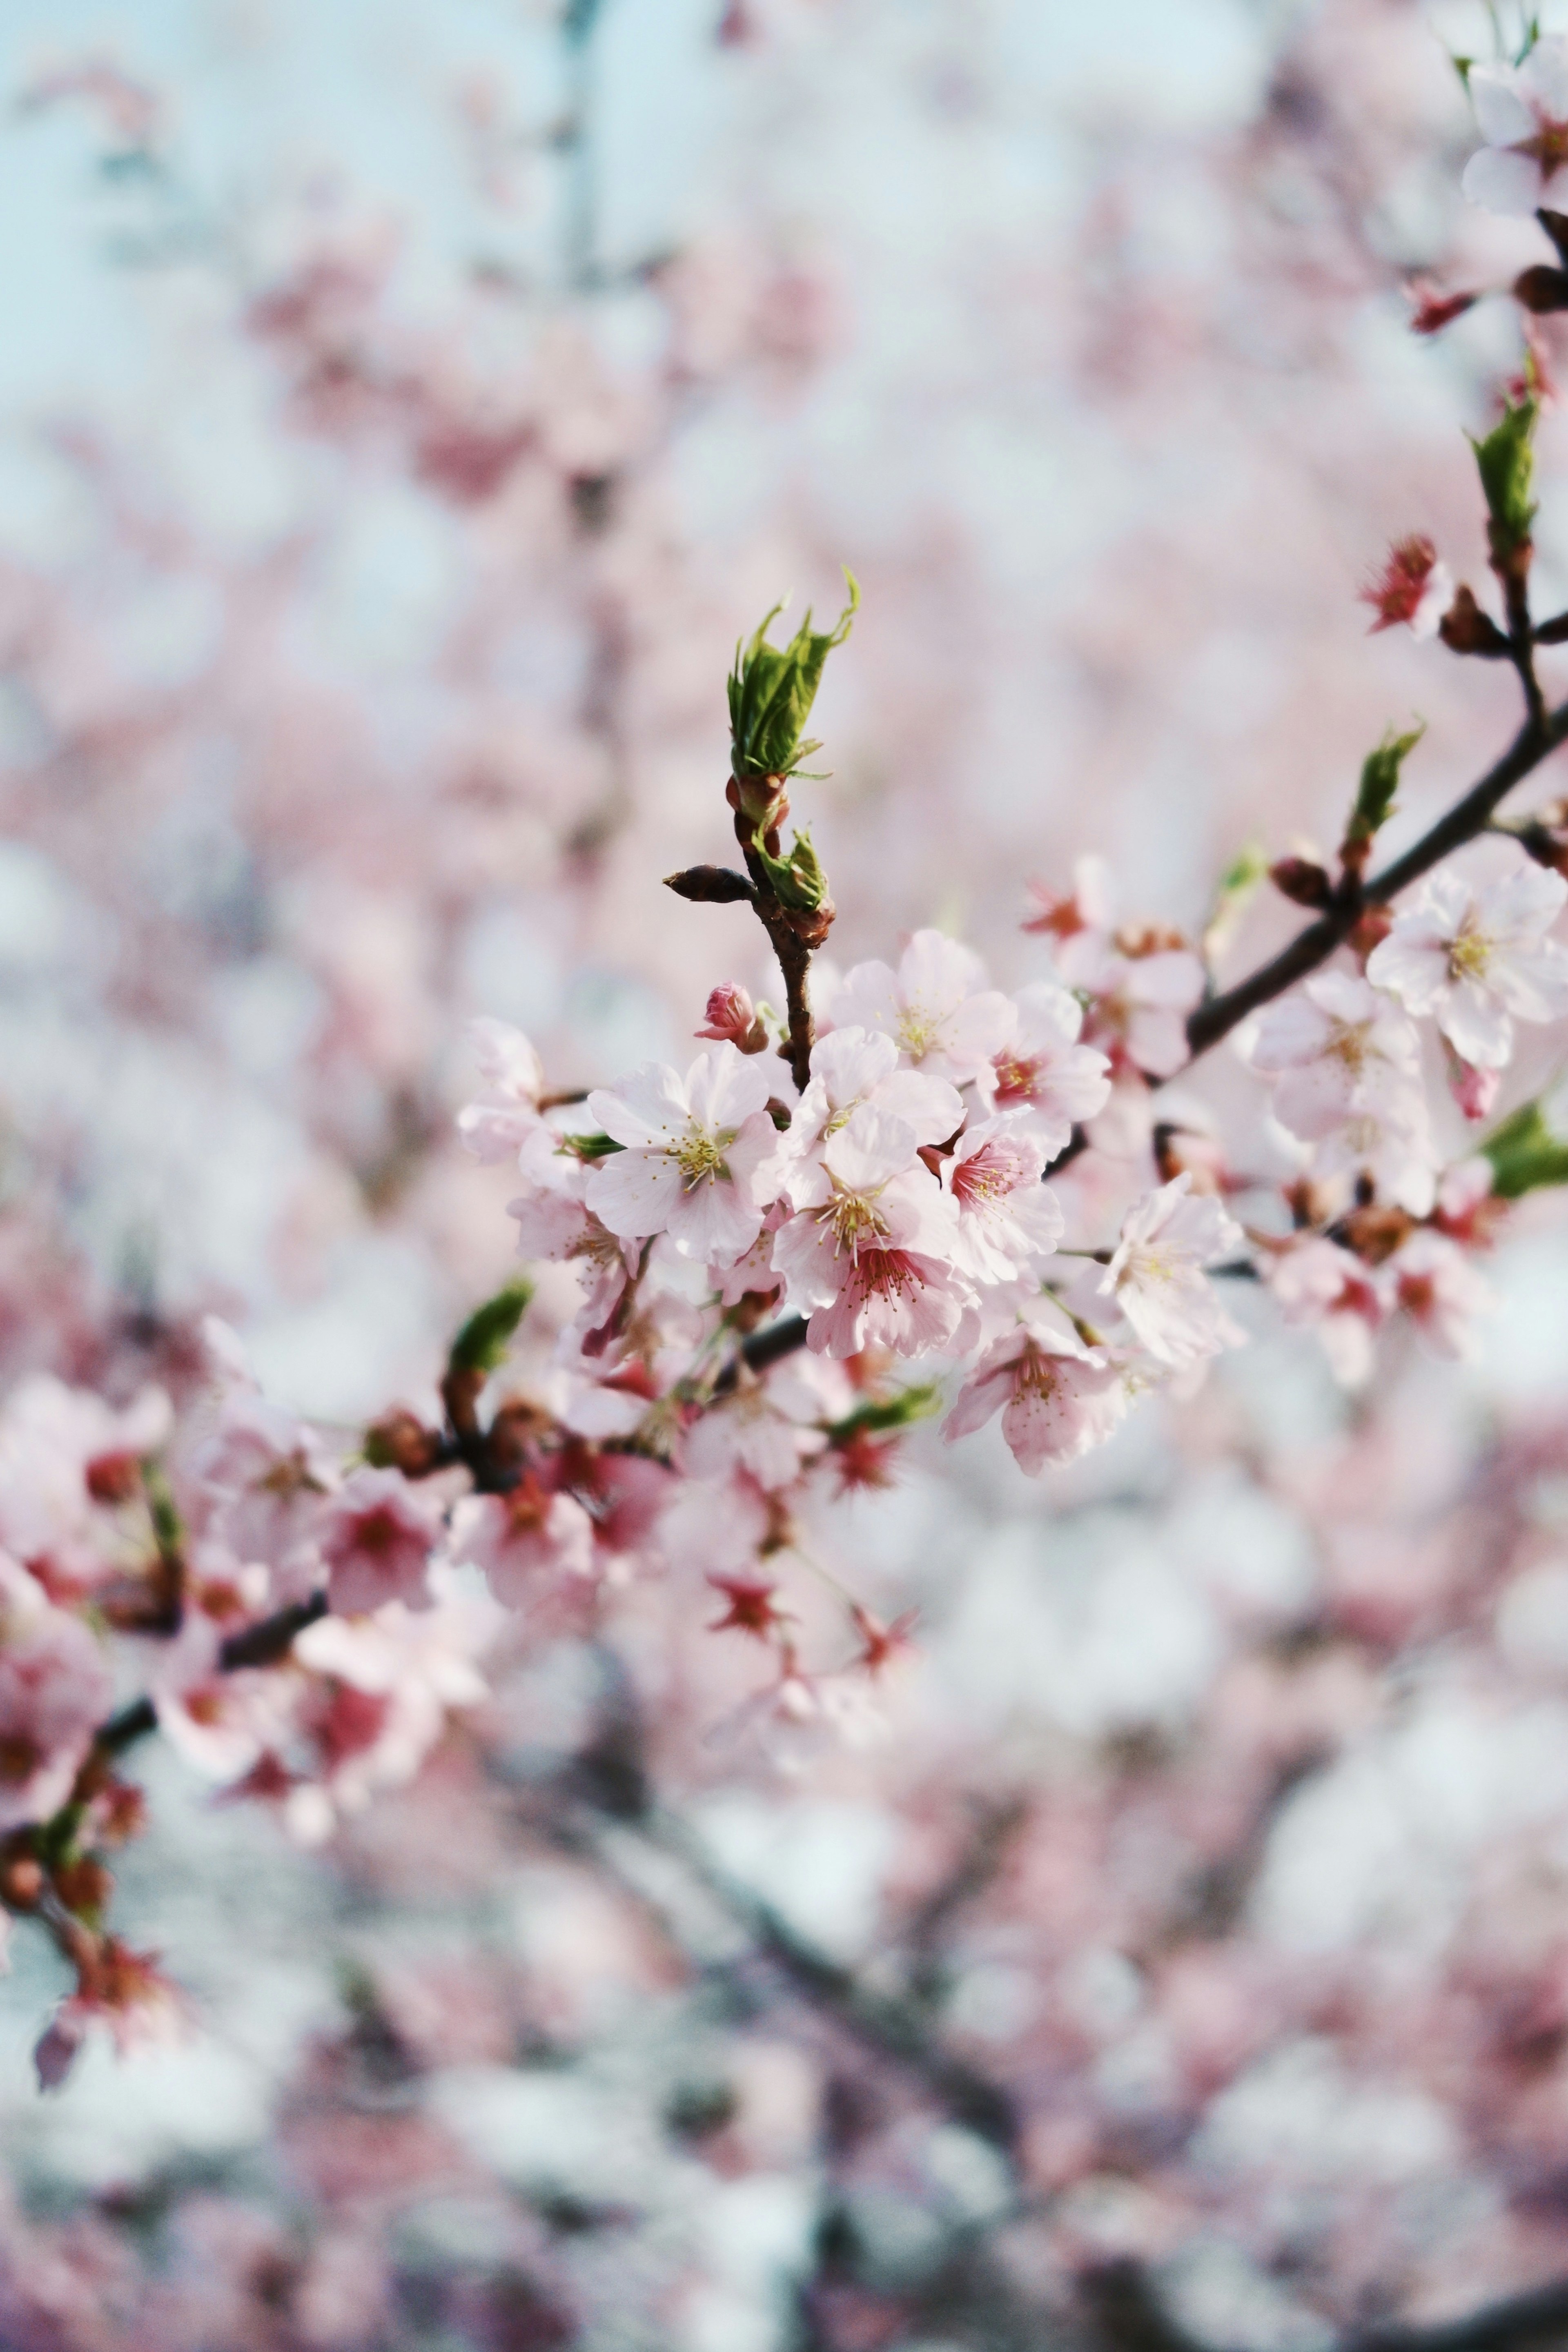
[1347,723,1424,853]
[448,1279,535,1376]
[1482,1098,1568,1197]
[728,570,859,782]
[559,1131,624,1160]
[751,822,829,912]
[1470,395,1538,555]
[825,1384,942,1441]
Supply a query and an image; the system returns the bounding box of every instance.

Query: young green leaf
[1482,1098,1568,1197]
[448,1279,535,1376]
[1470,395,1538,557]
[1345,724,1424,858]
[728,571,859,782]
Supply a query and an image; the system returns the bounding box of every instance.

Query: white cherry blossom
[1244,970,1423,1137]
[1462,37,1568,215]
[585,1042,779,1267]
[829,930,1014,1085]
[1099,1174,1245,1370]
[456,1018,546,1163]
[1367,866,1568,1069]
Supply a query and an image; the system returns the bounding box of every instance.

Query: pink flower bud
[1444,1046,1501,1124]
[695,984,766,1051]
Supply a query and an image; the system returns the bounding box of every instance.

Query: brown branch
[1187,697,1568,1059]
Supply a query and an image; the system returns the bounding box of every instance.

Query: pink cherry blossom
[940,1117,1065,1284]
[446,1477,595,1606]
[508,1127,637,1334]
[34,1940,185,2091]
[1099,1174,1245,1370]
[196,1389,337,1599]
[1022,855,1116,978]
[1461,37,1568,215]
[1367,866,1568,1069]
[1079,944,1206,1080]
[771,1105,969,1358]
[319,1468,438,1617]
[285,1568,499,1840]
[455,1017,545,1162]
[1267,1237,1384,1388]
[943,1304,1127,1472]
[695,981,766,1049]
[828,930,1014,1085]
[767,1025,963,1204]
[0,1555,114,1831]
[0,1377,172,1592]
[1386,1229,1493,1358]
[1360,537,1453,639]
[584,1043,778,1266]
[975,981,1112,1151]
[681,1365,829,1490]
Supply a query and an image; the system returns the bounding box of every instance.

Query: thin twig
[1188,697,1568,1058]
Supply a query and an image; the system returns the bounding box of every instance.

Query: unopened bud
[696,984,768,1052]
[1444,1045,1501,1123]
[1438,584,1511,657]
[85,1452,141,1506]
[1270,856,1334,910]
[0,1852,44,1909]
[664,864,756,905]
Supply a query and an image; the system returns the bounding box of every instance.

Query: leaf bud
[727,571,858,783]
[1269,855,1334,909]
[1470,394,1538,566]
[1343,724,1423,870]
[664,864,756,905]
[1438,584,1511,657]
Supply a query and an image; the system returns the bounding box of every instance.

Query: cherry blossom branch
[1187,697,1568,1059]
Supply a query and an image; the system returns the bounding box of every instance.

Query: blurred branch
[522,1650,1024,2157]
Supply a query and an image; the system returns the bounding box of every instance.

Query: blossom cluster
[11,20,1568,2189]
